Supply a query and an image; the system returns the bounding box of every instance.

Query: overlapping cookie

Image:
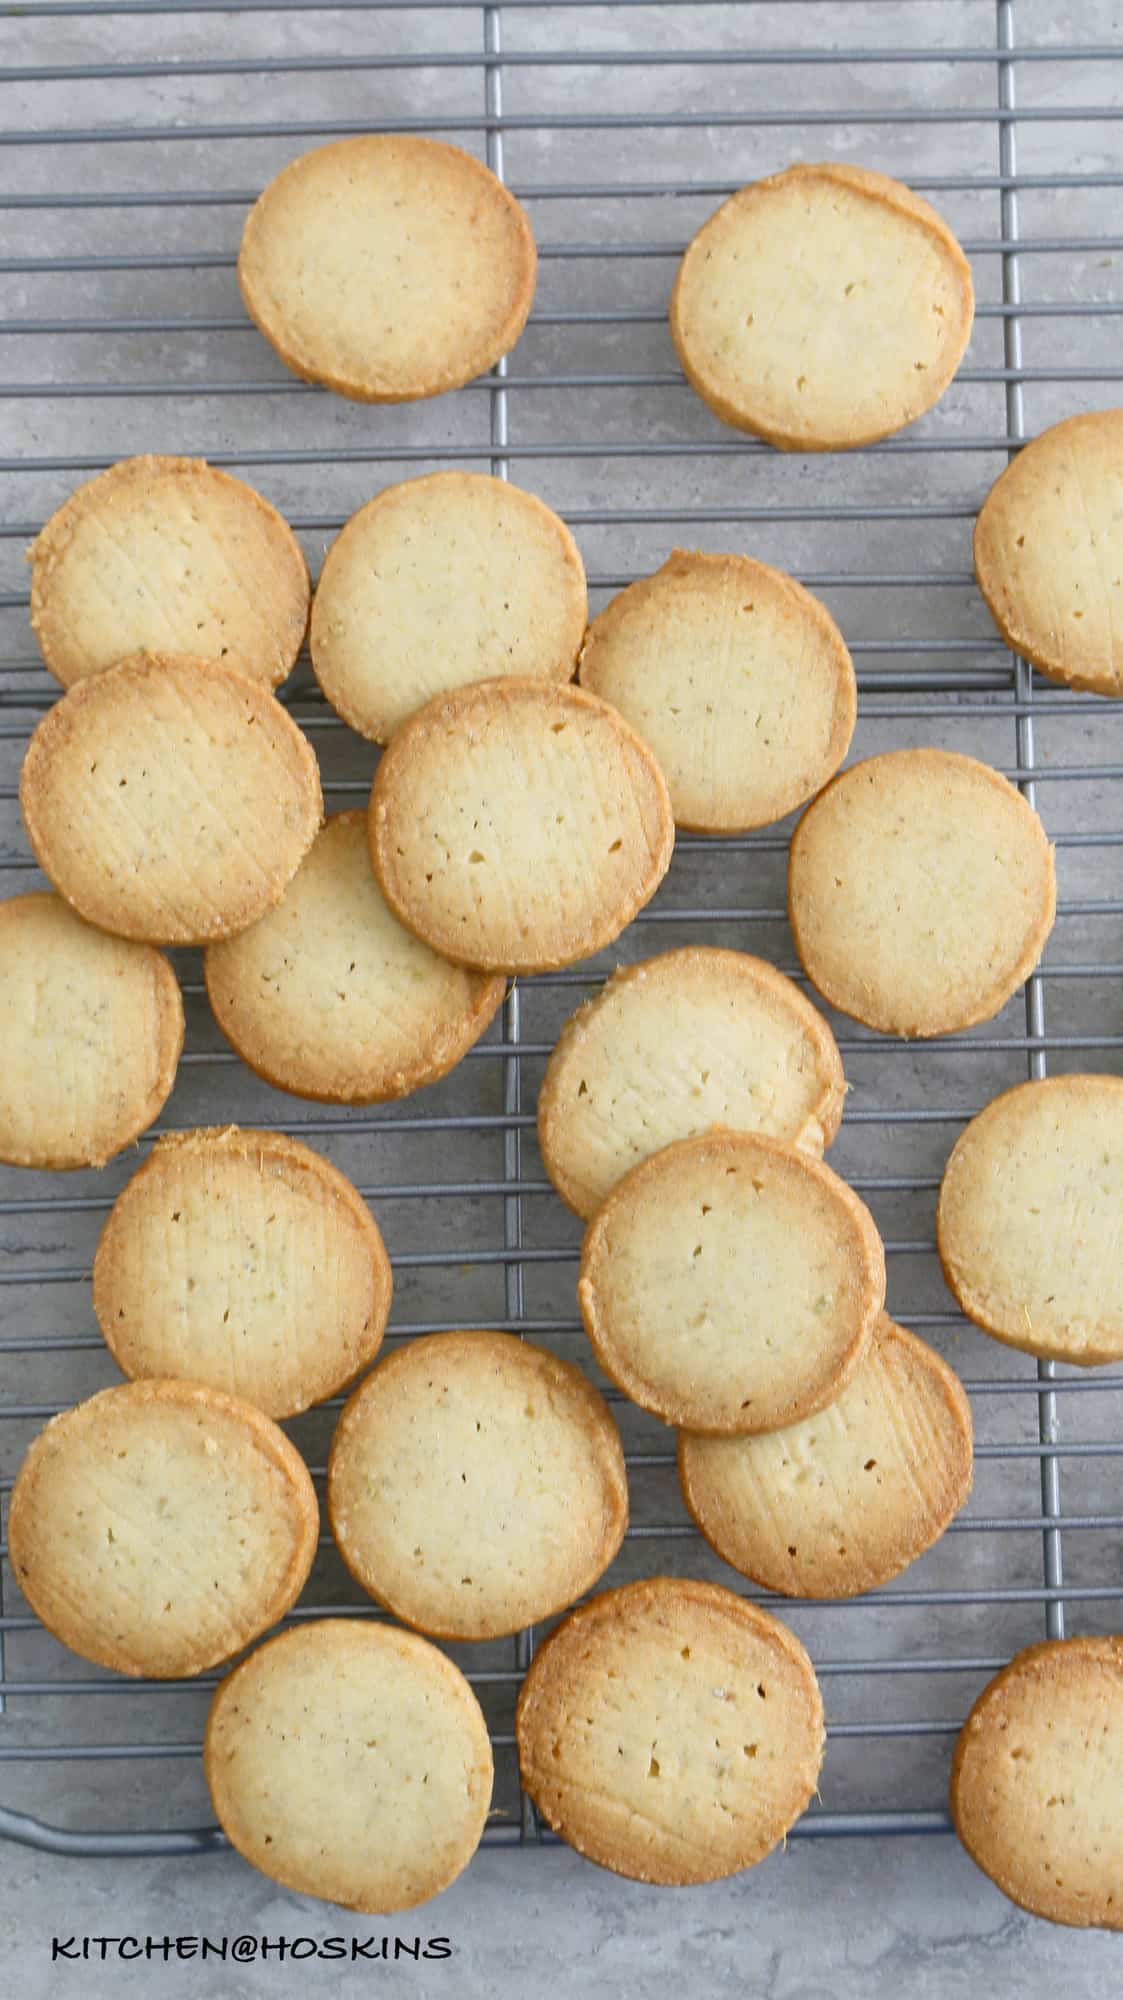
[538,946,846,1219]
[21,651,322,946]
[311,472,587,741]
[578,549,855,830]
[94,1127,393,1418]
[28,455,310,690]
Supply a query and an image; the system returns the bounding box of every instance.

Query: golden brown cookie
[679,1315,973,1597]
[670,162,974,450]
[238,136,537,402]
[578,550,855,830]
[93,1127,393,1419]
[975,411,1123,696]
[788,748,1056,1037]
[205,811,504,1103]
[0,891,183,1171]
[937,1074,1123,1365]
[516,1577,824,1884]
[204,1619,494,1911]
[7,1380,318,1677]
[538,946,846,1220]
[328,1330,627,1641]
[369,677,675,974]
[311,472,587,742]
[20,651,322,947]
[951,1637,1123,1930]
[578,1130,885,1435]
[28,455,310,690]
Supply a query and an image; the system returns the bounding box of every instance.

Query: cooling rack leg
[996,0,1065,1644]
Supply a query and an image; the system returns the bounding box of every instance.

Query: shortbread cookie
[538,947,846,1220]
[239,136,536,402]
[938,1074,1123,1365]
[328,1331,627,1642]
[975,411,1123,695]
[311,473,587,742]
[0,892,183,1171]
[21,652,322,947]
[205,811,504,1102]
[205,1619,493,1911]
[93,1128,393,1418]
[951,1637,1123,1930]
[7,1380,318,1677]
[788,749,1056,1037]
[370,678,674,974]
[670,162,974,450]
[29,455,310,690]
[516,1577,824,1885]
[578,1130,884,1434]
[680,1315,973,1597]
[578,550,855,831]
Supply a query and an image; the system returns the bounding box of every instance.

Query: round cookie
[311,472,587,743]
[93,1127,393,1419]
[788,748,1056,1037]
[20,652,322,947]
[515,1577,824,1885]
[205,811,504,1103]
[7,1380,318,1678]
[578,550,855,831]
[951,1637,1123,1930]
[975,411,1123,696]
[670,161,974,450]
[327,1330,627,1642]
[679,1314,973,1598]
[28,456,310,692]
[238,136,536,403]
[204,1619,493,1911]
[0,891,183,1171]
[578,1130,885,1435]
[937,1074,1123,1365]
[538,946,846,1221]
[369,677,675,975]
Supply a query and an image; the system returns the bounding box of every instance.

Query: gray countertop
[2,0,1122,1991]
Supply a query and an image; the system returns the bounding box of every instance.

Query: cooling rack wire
[0,0,1121,1858]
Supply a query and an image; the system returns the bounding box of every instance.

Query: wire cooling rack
[1,0,1123,1863]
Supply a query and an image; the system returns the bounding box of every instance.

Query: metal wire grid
[0,0,1122,1862]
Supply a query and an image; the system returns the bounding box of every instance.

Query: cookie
[950,1637,1123,1930]
[788,748,1056,1038]
[28,455,310,691]
[578,550,855,831]
[937,1074,1123,1365]
[311,472,587,743]
[204,1619,493,1911]
[679,1314,973,1598]
[93,1127,393,1419]
[205,811,504,1102]
[369,678,675,975]
[975,411,1123,696]
[538,946,846,1221]
[0,891,183,1171]
[7,1380,318,1678]
[578,1130,885,1434]
[515,1577,824,1885]
[670,162,974,450]
[238,136,536,402]
[20,651,322,947]
[328,1330,627,1642]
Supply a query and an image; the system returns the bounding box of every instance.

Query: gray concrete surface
[1,0,1122,1992]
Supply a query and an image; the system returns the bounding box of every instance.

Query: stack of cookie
[5,132,1123,1928]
